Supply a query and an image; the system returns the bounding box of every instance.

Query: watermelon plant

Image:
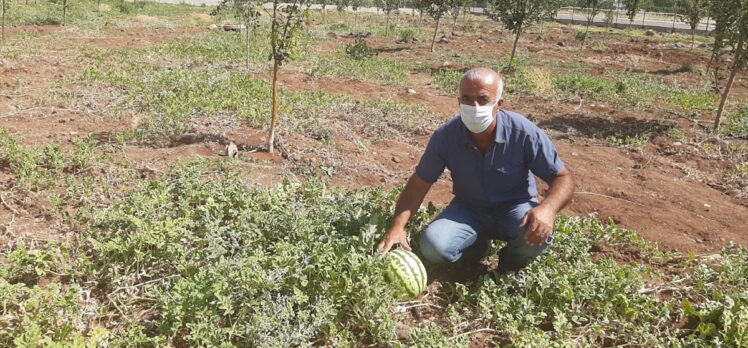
[0,153,747,345]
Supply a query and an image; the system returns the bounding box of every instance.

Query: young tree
[424,0,451,52]
[350,0,363,28]
[709,0,747,132]
[449,0,470,27]
[682,0,709,48]
[1,0,6,43]
[583,0,602,29]
[62,0,68,26]
[623,0,641,25]
[319,0,328,20]
[212,0,261,71]
[268,0,309,153]
[336,0,350,14]
[487,0,560,62]
[376,0,401,35]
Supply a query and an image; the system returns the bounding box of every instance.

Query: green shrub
[722,105,748,138]
[345,39,377,60]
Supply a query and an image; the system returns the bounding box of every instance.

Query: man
[376,67,574,273]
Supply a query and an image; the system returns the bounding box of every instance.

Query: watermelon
[386,249,427,298]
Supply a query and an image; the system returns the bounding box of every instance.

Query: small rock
[672,42,684,48]
[673,141,683,146]
[225,141,238,158]
[207,24,218,30]
[699,43,710,48]
[391,156,401,163]
[645,29,655,36]
[702,254,723,263]
[451,31,461,37]
[557,41,565,47]
[438,35,449,43]
[222,24,246,32]
[406,88,417,95]
[69,131,78,135]
[704,203,711,211]
[395,323,411,341]
[571,152,579,156]
[476,38,484,43]
[633,163,642,169]
[411,307,423,320]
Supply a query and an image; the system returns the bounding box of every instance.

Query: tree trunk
[671,14,676,33]
[385,12,389,36]
[63,0,67,26]
[510,23,522,62]
[714,39,744,133]
[571,7,575,25]
[641,10,646,29]
[1,0,5,43]
[691,28,695,49]
[615,0,619,27]
[430,16,440,52]
[245,20,250,70]
[268,59,280,154]
[705,16,709,32]
[97,0,101,11]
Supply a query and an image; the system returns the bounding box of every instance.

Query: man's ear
[497,98,505,107]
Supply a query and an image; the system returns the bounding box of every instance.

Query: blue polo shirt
[416,109,565,207]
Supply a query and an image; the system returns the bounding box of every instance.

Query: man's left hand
[520,204,556,246]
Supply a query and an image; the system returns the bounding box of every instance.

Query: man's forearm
[539,169,574,214]
[389,174,432,231]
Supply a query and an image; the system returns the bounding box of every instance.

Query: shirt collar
[459,110,506,147]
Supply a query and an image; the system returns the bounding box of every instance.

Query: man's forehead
[459,81,495,95]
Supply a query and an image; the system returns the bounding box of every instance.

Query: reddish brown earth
[0,20,746,254]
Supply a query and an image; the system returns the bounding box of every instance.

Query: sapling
[268,0,308,153]
[423,0,451,52]
[487,0,561,63]
[709,0,747,132]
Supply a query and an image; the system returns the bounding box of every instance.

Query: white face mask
[460,100,497,134]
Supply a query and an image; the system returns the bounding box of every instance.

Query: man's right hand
[376,228,412,256]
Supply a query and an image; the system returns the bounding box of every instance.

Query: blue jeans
[419,199,552,273]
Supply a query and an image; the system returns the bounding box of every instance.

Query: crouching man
[376,67,574,273]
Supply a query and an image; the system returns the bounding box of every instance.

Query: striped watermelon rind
[386,249,427,298]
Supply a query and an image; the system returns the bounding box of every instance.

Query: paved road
[156,1,711,33]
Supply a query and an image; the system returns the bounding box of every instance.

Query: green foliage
[623,0,643,23]
[552,73,717,110]
[0,131,98,189]
[310,47,408,85]
[2,161,748,344]
[270,1,310,64]
[486,0,560,34]
[81,165,426,345]
[3,0,203,27]
[682,0,709,31]
[345,38,377,60]
[158,30,271,64]
[431,69,462,93]
[722,104,748,138]
[399,28,418,42]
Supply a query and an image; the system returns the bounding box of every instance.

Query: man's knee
[419,223,461,264]
[498,235,552,272]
